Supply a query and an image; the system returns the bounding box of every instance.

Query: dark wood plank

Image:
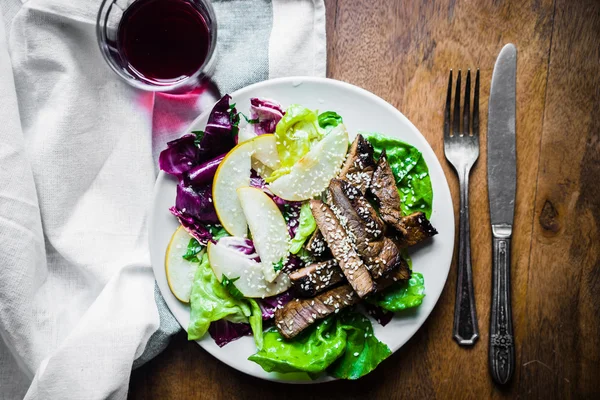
[518,0,600,398]
[129,0,599,398]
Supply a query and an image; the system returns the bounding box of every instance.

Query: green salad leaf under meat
[248,311,391,380]
[363,133,434,219]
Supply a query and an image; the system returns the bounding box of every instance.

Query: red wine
[117,0,211,83]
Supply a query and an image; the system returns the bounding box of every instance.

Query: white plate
[149,77,455,383]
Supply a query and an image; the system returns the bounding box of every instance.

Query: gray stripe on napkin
[211,0,272,94]
[134,0,273,367]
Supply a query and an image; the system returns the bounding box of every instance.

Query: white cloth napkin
[0,0,325,398]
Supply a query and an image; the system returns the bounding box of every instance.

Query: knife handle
[453,169,479,346]
[489,226,515,385]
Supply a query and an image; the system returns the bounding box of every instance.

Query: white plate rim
[149,76,455,383]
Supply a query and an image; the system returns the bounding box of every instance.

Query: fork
[444,69,480,346]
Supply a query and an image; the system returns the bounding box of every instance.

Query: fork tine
[463,69,471,136]
[452,70,461,137]
[472,69,480,136]
[444,70,452,138]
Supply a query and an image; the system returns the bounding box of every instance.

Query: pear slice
[268,124,350,201]
[207,240,291,298]
[213,141,253,236]
[165,226,200,303]
[237,187,290,282]
[250,134,281,171]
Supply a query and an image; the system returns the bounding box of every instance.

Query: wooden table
[129,0,600,398]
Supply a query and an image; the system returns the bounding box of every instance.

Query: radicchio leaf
[218,236,261,262]
[208,320,252,347]
[258,291,293,320]
[158,134,199,178]
[175,183,219,224]
[184,153,225,187]
[249,97,284,135]
[198,95,237,158]
[169,207,213,245]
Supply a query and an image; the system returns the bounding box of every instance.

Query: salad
[159,95,438,380]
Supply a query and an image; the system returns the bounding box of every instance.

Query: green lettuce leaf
[318,111,343,132]
[267,105,324,182]
[182,238,203,262]
[188,254,263,348]
[188,254,246,340]
[248,299,264,350]
[368,272,426,312]
[363,133,433,218]
[207,224,230,241]
[328,312,392,380]
[289,202,317,254]
[249,311,392,379]
[248,317,346,374]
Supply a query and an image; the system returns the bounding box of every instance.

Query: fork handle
[489,225,515,384]
[453,167,480,345]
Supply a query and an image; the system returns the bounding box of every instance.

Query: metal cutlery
[487,43,517,385]
[444,69,481,346]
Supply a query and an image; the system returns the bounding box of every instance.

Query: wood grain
[518,0,600,397]
[129,0,600,398]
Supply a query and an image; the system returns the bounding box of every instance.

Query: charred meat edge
[342,182,385,237]
[275,261,411,339]
[394,211,438,247]
[309,200,375,298]
[289,260,345,297]
[338,134,377,194]
[370,151,437,247]
[328,179,401,278]
[370,149,404,226]
[305,229,329,258]
[292,253,411,297]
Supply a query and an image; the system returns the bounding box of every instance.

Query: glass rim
[96,0,218,93]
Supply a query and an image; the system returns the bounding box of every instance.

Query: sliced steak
[339,134,377,194]
[289,259,345,297]
[394,211,438,247]
[275,284,359,339]
[370,152,438,247]
[305,229,329,258]
[275,259,412,339]
[328,179,402,278]
[309,200,375,298]
[377,257,411,288]
[370,149,404,227]
[340,181,385,238]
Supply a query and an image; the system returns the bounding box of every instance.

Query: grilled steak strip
[305,229,329,258]
[370,151,437,247]
[289,259,344,297]
[275,285,359,339]
[342,182,385,238]
[328,179,402,278]
[394,211,438,247]
[276,261,412,339]
[309,200,375,298]
[338,134,377,194]
[370,150,404,226]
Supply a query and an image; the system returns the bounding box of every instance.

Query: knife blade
[488,44,517,227]
[487,43,517,386]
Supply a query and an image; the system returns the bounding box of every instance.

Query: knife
[487,43,517,385]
